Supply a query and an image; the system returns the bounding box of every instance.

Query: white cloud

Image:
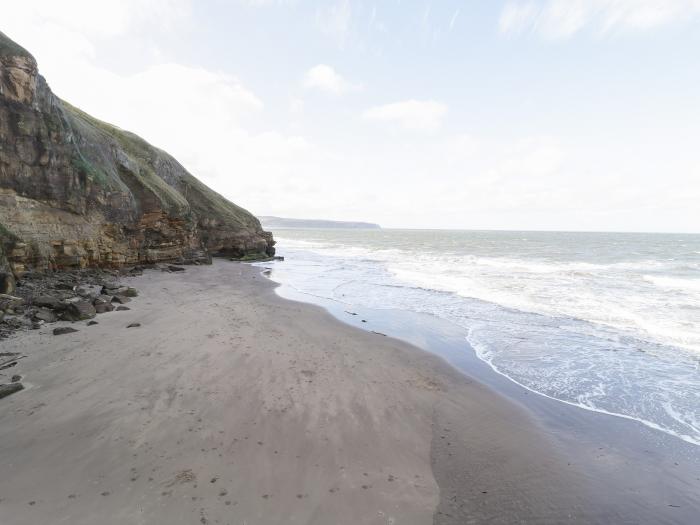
[499,0,700,39]
[362,100,448,132]
[449,8,461,31]
[302,64,361,95]
[316,0,352,47]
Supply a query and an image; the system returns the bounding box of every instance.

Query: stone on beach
[32,295,64,310]
[0,382,24,399]
[33,308,57,323]
[53,327,78,336]
[62,301,96,321]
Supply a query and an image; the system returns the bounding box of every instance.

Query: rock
[93,299,115,314]
[87,320,98,326]
[126,322,141,328]
[0,383,24,399]
[101,285,128,296]
[167,265,185,272]
[33,295,64,310]
[76,285,100,299]
[116,306,130,311]
[33,308,57,323]
[53,327,78,335]
[93,302,114,314]
[0,273,16,295]
[11,375,21,382]
[111,295,131,304]
[124,287,139,297]
[62,300,96,321]
[0,294,24,312]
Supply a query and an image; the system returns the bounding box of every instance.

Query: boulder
[168,265,185,272]
[0,383,24,399]
[124,287,139,297]
[116,306,130,311]
[111,295,131,304]
[62,300,96,321]
[0,294,24,312]
[93,297,115,314]
[34,308,57,323]
[101,285,128,296]
[127,322,141,328]
[33,295,64,310]
[0,273,16,295]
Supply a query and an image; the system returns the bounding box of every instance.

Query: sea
[257,229,700,446]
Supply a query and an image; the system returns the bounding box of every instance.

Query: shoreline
[0,261,696,523]
[269,268,700,523]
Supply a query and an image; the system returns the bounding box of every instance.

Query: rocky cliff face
[0,31,274,279]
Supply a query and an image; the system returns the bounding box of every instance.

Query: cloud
[302,64,361,95]
[499,0,700,39]
[316,0,352,47]
[449,8,461,31]
[362,100,448,132]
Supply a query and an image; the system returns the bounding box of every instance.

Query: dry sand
[0,261,593,524]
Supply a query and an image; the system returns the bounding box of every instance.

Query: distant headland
[259,216,381,230]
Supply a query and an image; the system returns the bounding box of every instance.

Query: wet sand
[0,261,683,524]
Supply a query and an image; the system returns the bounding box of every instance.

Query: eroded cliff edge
[0,31,274,285]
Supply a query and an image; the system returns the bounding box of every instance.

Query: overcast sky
[4,0,700,232]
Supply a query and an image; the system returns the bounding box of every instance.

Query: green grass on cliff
[61,102,190,214]
[0,31,33,59]
[61,102,261,231]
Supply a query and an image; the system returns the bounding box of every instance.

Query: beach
[0,261,697,524]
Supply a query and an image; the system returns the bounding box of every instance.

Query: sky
[3,0,700,232]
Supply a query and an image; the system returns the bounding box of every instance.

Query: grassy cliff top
[60,101,261,230]
[0,31,33,59]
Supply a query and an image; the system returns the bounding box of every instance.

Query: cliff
[0,31,274,280]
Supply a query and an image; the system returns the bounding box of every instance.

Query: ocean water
[258,229,700,446]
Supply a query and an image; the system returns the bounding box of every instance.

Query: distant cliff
[259,216,381,230]
[0,31,274,281]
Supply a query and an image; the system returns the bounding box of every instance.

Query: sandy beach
[0,260,603,524]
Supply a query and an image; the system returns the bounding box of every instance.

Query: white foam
[267,231,700,446]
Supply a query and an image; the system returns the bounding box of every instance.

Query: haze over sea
[263,229,700,446]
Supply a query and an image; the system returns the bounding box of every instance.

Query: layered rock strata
[0,31,274,277]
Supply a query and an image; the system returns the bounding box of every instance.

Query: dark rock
[33,295,63,310]
[94,300,115,314]
[11,375,21,382]
[87,320,98,326]
[93,295,114,310]
[124,287,139,297]
[0,383,24,399]
[168,265,186,272]
[101,285,128,296]
[111,295,131,304]
[116,306,130,311]
[34,308,57,323]
[62,300,96,321]
[0,294,24,312]
[0,273,16,295]
[53,327,78,335]
[127,322,141,328]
